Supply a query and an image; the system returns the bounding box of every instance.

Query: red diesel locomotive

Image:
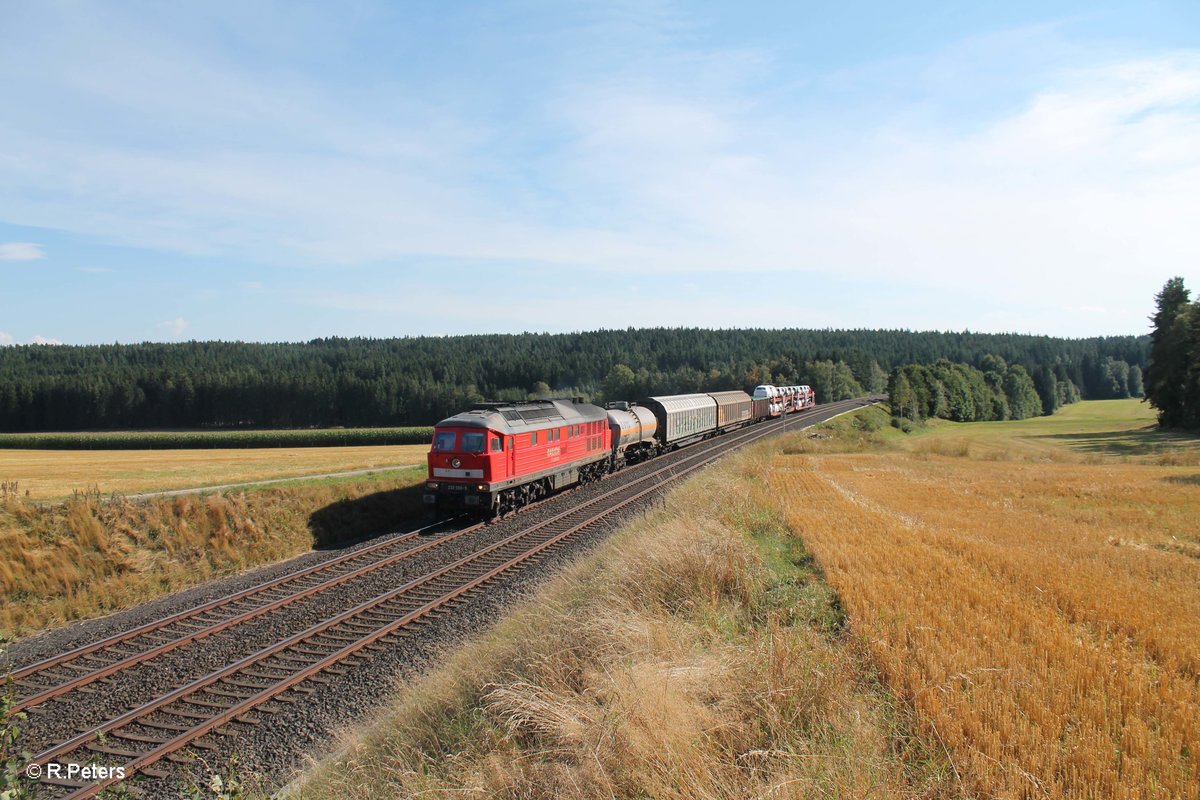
[424,398,611,516]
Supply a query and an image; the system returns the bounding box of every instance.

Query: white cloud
[0,242,46,261]
[1,331,65,345]
[157,317,188,336]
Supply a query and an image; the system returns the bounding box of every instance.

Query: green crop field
[0,426,434,450]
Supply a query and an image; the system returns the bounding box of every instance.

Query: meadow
[0,444,430,501]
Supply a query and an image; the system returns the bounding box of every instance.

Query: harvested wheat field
[0,444,429,500]
[772,401,1199,799]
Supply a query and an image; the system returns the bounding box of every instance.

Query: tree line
[0,329,1148,431]
[890,357,1089,425]
[1146,277,1200,429]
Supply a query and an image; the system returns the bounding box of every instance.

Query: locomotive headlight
[427,482,439,490]
[451,458,462,468]
[476,484,487,491]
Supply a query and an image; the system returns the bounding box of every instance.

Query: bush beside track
[0,427,434,450]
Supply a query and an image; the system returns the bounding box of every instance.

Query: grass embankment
[776,400,1200,797]
[0,468,426,640]
[0,427,434,450]
[0,444,430,501]
[291,444,951,799]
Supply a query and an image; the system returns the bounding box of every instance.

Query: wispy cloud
[0,242,46,261]
[1,331,66,346]
[157,317,188,337]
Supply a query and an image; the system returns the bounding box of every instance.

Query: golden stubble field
[772,401,1199,799]
[0,444,430,500]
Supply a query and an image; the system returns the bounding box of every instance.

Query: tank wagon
[605,402,658,468]
[424,398,611,516]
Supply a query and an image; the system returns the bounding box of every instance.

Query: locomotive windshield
[461,432,486,453]
[433,431,455,451]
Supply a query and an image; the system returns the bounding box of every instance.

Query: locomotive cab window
[531,431,538,445]
[461,432,486,453]
[491,437,503,452]
[434,431,455,451]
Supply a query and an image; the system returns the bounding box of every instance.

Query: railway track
[14,397,877,798]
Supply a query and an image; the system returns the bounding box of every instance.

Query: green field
[902,398,1200,463]
[0,426,434,450]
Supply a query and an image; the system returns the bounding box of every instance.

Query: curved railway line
[9,397,878,798]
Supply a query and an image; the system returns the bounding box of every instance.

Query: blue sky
[2,0,1198,345]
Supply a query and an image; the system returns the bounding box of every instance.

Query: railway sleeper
[241,668,293,680]
[34,772,89,789]
[338,620,382,632]
[158,706,215,721]
[222,677,275,691]
[204,687,256,700]
[169,619,212,632]
[139,719,195,733]
[182,697,237,711]
[111,730,172,745]
[269,653,321,667]
[291,645,337,657]
[88,742,144,758]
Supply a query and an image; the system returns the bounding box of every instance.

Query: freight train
[423,384,814,517]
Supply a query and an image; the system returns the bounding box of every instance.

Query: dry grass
[0,468,426,640]
[767,402,1200,799]
[289,451,950,800]
[0,445,429,500]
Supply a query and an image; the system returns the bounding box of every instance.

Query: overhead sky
[2,0,1198,345]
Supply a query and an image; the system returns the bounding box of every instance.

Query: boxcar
[641,393,717,449]
[709,390,754,432]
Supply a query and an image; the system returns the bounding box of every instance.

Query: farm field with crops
[0,444,431,500]
[0,426,433,450]
[773,400,1199,798]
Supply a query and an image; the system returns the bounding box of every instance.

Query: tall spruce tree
[1146,277,1193,428]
